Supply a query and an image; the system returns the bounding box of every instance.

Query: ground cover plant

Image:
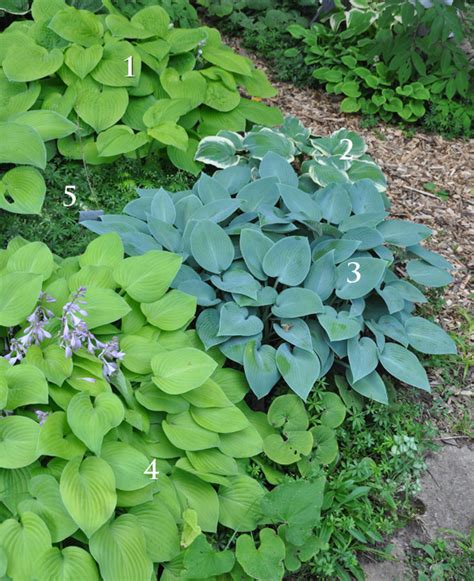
[0,0,280,215]
[197,0,474,137]
[86,117,457,403]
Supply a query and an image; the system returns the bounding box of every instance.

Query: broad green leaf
[311,425,338,464]
[142,289,196,330]
[4,364,48,410]
[243,341,280,399]
[0,166,46,215]
[218,475,265,531]
[243,127,294,161]
[11,110,77,142]
[191,406,249,433]
[204,80,240,112]
[0,416,40,469]
[218,424,263,458]
[37,546,100,581]
[75,86,129,133]
[3,44,63,82]
[64,43,103,78]
[405,316,456,355]
[380,343,430,391]
[0,122,46,168]
[67,391,125,455]
[263,430,313,465]
[276,343,320,400]
[0,512,52,581]
[201,45,251,76]
[187,449,237,476]
[100,441,150,491]
[114,250,182,303]
[320,392,346,428]
[163,411,219,451]
[161,69,207,108]
[236,528,285,580]
[262,236,311,286]
[152,348,217,394]
[38,411,86,460]
[190,220,235,274]
[267,394,309,431]
[183,535,235,578]
[49,7,104,47]
[18,474,77,543]
[129,499,180,563]
[89,514,153,581]
[172,469,219,532]
[97,125,149,157]
[80,233,124,268]
[7,241,54,280]
[237,99,284,126]
[81,287,130,328]
[60,456,117,538]
[148,122,188,151]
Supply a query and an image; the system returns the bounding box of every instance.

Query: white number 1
[347,261,361,284]
[125,56,135,78]
[144,459,160,480]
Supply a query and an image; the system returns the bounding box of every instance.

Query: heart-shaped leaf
[218,303,263,337]
[152,348,217,394]
[236,528,285,580]
[262,236,311,286]
[243,340,280,398]
[272,288,324,318]
[64,44,103,78]
[276,343,320,400]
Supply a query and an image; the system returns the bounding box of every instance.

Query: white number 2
[125,56,135,78]
[63,185,76,207]
[144,459,160,480]
[347,261,361,284]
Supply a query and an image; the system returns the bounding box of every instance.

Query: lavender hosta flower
[34,410,49,426]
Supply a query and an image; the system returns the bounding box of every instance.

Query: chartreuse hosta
[85,117,457,404]
[0,0,280,215]
[0,233,348,580]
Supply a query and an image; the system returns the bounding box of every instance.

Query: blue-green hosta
[0,233,346,580]
[84,118,457,403]
[0,0,280,215]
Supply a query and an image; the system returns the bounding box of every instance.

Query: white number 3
[347,261,361,284]
[63,185,76,207]
[144,459,160,480]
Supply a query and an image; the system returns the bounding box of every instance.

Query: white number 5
[63,185,76,207]
[347,261,361,284]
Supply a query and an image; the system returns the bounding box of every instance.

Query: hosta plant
[0,232,347,580]
[0,0,280,215]
[85,117,457,403]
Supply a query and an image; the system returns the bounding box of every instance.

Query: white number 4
[63,185,76,207]
[347,261,361,284]
[144,459,160,480]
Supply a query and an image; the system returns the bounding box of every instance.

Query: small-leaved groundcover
[0,232,348,580]
[85,117,457,404]
[0,0,280,214]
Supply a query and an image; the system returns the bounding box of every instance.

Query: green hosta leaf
[201,45,251,76]
[190,220,235,274]
[0,122,46,169]
[243,341,280,398]
[81,287,130,328]
[0,512,52,581]
[336,257,387,299]
[236,528,285,580]
[152,348,217,394]
[237,99,284,127]
[38,411,86,460]
[406,260,453,288]
[60,456,116,538]
[141,290,196,331]
[262,237,311,286]
[204,80,240,112]
[187,449,237,476]
[161,69,207,108]
[183,535,235,578]
[347,336,378,382]
[97,125,149,157]
[90,514,153,581]
[276,343,320,400]
[64,43,103,78]
[80,233,124,268]
[166,27,207,54]
[49,7,104,47]
[218,424,263,458]
[0,416,40,469]
[148,122,188,151]
[7,240,54,279]
[37,546,100,581]
[218,475,265,531]
[195,136,239,168]
[347,369,388,404]
[11,110,77,142]
[0,166,46,215]
[100,441,150,491]
[18,474,77,543]
[172,469,219,532]
[67,391,125,455]
[218,303,263,337]
[191,406,249,433]
[163,411,219,451]
[3,44,63,82]
[114,250,182,302]
[0,272,43,327]
[405,316,456,355]
[75,85,129,133]
[379,343,430,391]
[129,499,180,563]
[4,364,48,410]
